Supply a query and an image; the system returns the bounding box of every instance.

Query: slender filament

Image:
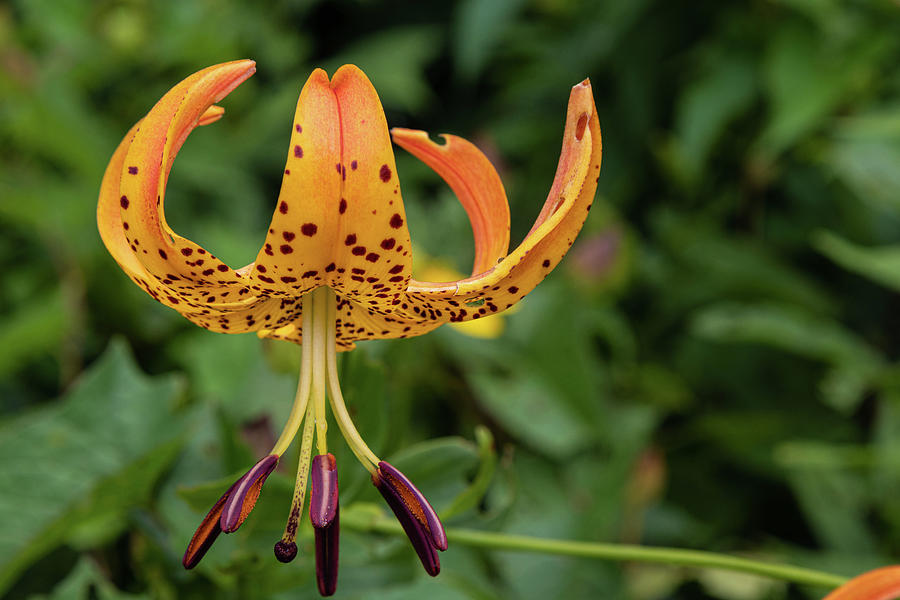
[323,288,380,472]
[270,293,314,457]
[311,287,329,455]
[279,399,317,545]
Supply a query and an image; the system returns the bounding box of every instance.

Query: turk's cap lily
[96,60,601,349]
[97,59,600,596]
[373,460,447,576]
[182,454,278,569]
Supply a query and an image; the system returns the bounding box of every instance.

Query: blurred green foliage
[2,0,900,598]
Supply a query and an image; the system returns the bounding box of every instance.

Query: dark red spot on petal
[120,195,129,209]
[301,223,317,236]
[352,246,366,256]
[379,164,391,182]
[508,286,519,293]
[258,265,267,273]
[294,145,303,158]
[351,160,358,170]
[389,264,403,274]
[344,234,357,246]
[542,259,550,268]
[128,166,138,175]
[181,248,193,256]
[158,249,167,259]
[217,264,229,272]
[281,276,297,283]
[280,245,294,254]
[380,238,395,250]
[339,198,347,214]
[365,253,380,263]
[302,270,318,278]
[389,275,404,282]
[279,201,289,214]
[283,231,296,241]
[389,214,403,228]
[295,124,302,133]
[203,268,214,276]
[325,262,336,272]
[575,113,588,141]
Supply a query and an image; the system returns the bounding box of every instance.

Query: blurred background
[3,0,900,598]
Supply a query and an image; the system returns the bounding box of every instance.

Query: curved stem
[342,515,848,590]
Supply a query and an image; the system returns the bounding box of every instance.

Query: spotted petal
[249,66,412,314]
[397,79,600,326]
[97,61,285,335]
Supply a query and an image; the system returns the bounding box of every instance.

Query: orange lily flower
[97,60,601,596]
[823,567,900,600]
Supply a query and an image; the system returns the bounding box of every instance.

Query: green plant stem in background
[343,513,848,590]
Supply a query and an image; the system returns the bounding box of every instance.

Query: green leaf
[814,230,900,293]
[691,302,885,411]
[0,339,185,594]
[666,54,756,187]
[454,0,527,80]
[27,557,150,600]
[0,290,66,379]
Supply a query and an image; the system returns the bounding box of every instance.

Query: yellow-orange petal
[250,65,412,313]
[118,60,257,292]
[823,567,900,600]
[391,129,510,276]
[98,64,284,335]
[400,78,601,322]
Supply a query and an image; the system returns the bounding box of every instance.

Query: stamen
[372,461,447,576]
[270,292,314,457]
[323,288,380,472]
[311,287,329,455]
[311,453,340,596]
[220,454,279,533]
[183,454,279,569]
[274,399,317,563]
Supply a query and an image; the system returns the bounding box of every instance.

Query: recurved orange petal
[250,66,412,313]
[823,567,900,600]
[400,78,601,322]
[391,129,510,276]
[98,61,284,334]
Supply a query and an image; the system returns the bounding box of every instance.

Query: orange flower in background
[823,567,900,600]
[97,60,601,596]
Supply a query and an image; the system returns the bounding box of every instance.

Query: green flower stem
[342,513,848,589]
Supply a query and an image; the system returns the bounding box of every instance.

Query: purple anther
[377,461,447,550]
[310,454,339,528]
[183,454,279,570]
[182,481,236,569]
[372,461,447,576]
[311,453,339,596]
[220,454,279,533]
